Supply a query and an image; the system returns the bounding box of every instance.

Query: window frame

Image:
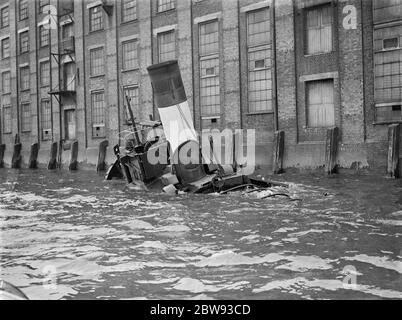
[89,46,105,77]
[1,37,10,59]
[89,5,103,33]
[1,71,11,94]
[123,85,139,124]
[40,61,50,87]
[19,0,28,21]
[122,0,137,23]
[19,31,30,54]
[157,0,175,13]
[39,25,50,47]
[2,105,12,134]
[122,39,138,71]
[20,102,31,132]
[40,98,52,140]
[157,30,176,63]
[0,6,9,28]
[19,66,30,91]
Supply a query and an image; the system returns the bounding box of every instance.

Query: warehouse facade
[0,0,401,170]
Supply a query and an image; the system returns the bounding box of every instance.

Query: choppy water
[0,168,401,300]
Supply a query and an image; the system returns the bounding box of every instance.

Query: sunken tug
[106,60,285,195]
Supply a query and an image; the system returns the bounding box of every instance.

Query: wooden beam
[387,124,400,178]
[69,140,79,171]
[48,142,58,170]
[28,143,39,169]
[97,140,109,172]
[0,144,5,168]
[325,127,339,175]
[273,130,285,174]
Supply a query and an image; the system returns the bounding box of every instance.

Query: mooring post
[387,124,400,178]
[48,141,58,170]
[273,130,285,174]
[11,144,22,169]
[96,140,109,172]
[69,140,79,171]
[28,143,39,169]
[325,127,339,175]
[0,144,5,168]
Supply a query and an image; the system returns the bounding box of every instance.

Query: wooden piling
[0,144,5,168]
[11,143,22,169]
[325,127,339,175]
[387,124,400,178]
[273,130,285,174]
[48,142,58,170]
[96,140,109,172]
[28,143,39,169]
[69,140,79,171]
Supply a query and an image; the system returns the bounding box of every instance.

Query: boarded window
[122,40,138,70]
[1,37,9,58]
[40,61,50,87]
[122,0,137,22]
[39,25,50,47]
[90,47,104,76]
[306,5,333,55]
[2,105,12,134]
[383,37,399,50]
[1,6,9,28]
[19,0,28,20]
[158,30,176,62]
[41,99,51,140]
[21,102,31,132]
[2,71,10,93]
[199,20,219,56]
[89,6,103,32]
[200,58,220,116]
[157,0,175,12]
[123,86,139,124]
[19,31,29,53]
[19,66,30,91]
[306,79,335,128]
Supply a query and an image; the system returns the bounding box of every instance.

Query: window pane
[90,6,103,32]
[40,61,50,87]
[91,91,105,125]
[200,58,220,115]
[123,86,139,123]
[21,103,31,132]
[90,47,105,76]
[19,0,28,20]
[158,30,176,62]
[122,0,137,22]
[1,6,9,28]
[20,66,30,91]
[20,31,30,53]
[199,20,219,56]
[39,26,50,47]
[1,38,9,58]
[2,71,11,93]
[157,0,175,12]
[247,8,270,47]
[122,40,138,70]
[2,105,12,133]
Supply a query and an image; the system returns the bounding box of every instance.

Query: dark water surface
[0,168,401,300]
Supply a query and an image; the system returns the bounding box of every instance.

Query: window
[158,30,175,62]
[247,8,272,113]
[122,0,137,22]
[19,0,28,21]
[306,79,335,128]
[90,47,105,76]
[39,25,50,47]
[20,66,30,91]
[40,61,50,87]
[89,6,103,32]
[64,62,76,91]
[2,105,12,134]
[19,31,30,53]
[91,91,105,137]
[383,37,399,50]
[200,58,220,116]
[199,20,219,56]
[65,109,76,140]
[157,0,175,13]
[62,23,74,39]
[123,86,139,123]
[1,71,10,93]
[1,6,9,28]
[305,5,333,55]
[39,0,49,14]
[40,99,51,140]
[1,37,9,59]
[247,8,270,47]
[21,102,31,132]
[122,40,138,70]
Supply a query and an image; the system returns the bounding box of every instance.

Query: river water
[0,168,401,300]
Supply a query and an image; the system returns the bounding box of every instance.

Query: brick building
[0,0,401,171]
